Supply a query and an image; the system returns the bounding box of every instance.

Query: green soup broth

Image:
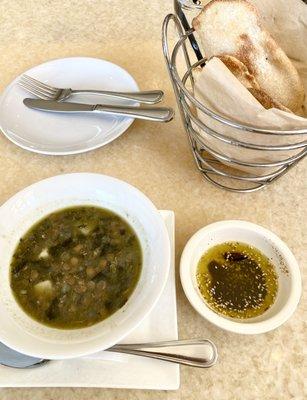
[10,206,142,329]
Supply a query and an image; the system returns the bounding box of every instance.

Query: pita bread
[216,55,291,111]
[192,0,305,113]
[216,55,260,90]
[247,87,292,112]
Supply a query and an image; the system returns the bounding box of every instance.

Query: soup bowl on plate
[0,173,170,359]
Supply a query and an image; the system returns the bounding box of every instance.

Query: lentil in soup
[10,206,142,329]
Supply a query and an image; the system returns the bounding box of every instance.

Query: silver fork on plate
[18,74,164,104]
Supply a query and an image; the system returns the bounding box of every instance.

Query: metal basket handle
[174,0,203,61]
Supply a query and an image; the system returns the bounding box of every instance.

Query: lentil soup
[10,206,142,329]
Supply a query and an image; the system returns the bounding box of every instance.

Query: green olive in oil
[196,242,278,319]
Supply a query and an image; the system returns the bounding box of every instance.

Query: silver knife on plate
[23,98,174,122]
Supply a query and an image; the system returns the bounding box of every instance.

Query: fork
[18,74,164,104]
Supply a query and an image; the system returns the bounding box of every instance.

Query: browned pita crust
[248,87,292,112]
[216,55,291,111]
[216,55,260,90]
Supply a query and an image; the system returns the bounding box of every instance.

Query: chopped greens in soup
[10,206,142,329]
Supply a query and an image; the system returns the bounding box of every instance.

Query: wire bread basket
[162,0,307,192]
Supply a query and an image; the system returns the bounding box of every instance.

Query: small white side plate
[0,211,179,390]
[0,57,138,155]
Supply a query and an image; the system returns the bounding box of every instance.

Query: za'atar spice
[196,242,278,319]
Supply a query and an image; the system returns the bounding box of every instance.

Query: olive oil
[196,242,278,319]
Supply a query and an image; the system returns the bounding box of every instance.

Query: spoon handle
[109,339,218,368]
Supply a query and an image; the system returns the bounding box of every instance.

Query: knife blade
[24,98,95,113]
[23,98,174,122]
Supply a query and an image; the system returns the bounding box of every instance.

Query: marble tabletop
[0,1,305,399]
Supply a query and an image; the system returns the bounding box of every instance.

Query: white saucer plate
[0,57,139,155]
[0,211,179,390]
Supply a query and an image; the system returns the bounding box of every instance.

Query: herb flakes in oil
[196,242,278,319]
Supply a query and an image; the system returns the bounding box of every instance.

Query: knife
[23,98,174,122]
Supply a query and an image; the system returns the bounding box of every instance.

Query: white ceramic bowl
[180,220,301,334]
[0,173,170,359]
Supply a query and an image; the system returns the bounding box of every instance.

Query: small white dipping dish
[0,173,170,359]
[180,220,301,334]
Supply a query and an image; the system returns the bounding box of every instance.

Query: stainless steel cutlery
[20,75,174,122]
[24,98,174,122]
[0,339,217,369]
[19,74,164,104]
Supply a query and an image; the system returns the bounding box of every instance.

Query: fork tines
[18,74,58,100]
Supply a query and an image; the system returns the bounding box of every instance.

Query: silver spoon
[0,339,217,369]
